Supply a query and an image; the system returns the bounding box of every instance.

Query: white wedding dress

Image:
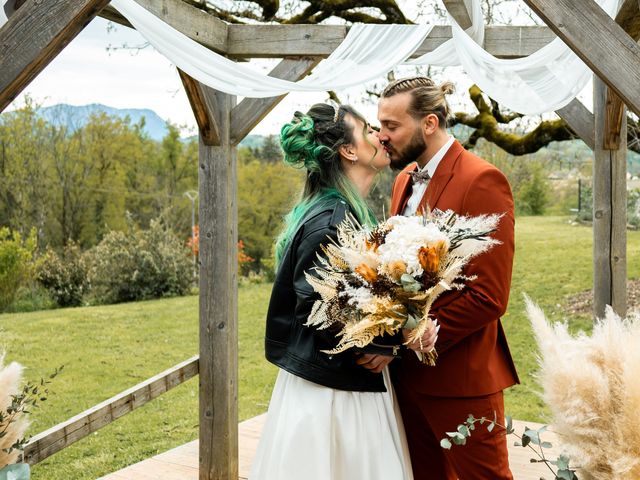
[249,367,414,480]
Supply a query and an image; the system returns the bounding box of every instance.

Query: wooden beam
[22,356,199,465]
[226,25,555,59]
[522,0,640,116]
[555,99,595,150]
[179,69,222,146]
[0,0,111,112]
[602,0,639,150]
[100,0,228,53]
[230,57,321,145]
[604,90,625,149]
[593,77,627,319]
[1,0,19,19]
[443,0,472,29]
[99,5,132,27]
[616,0,640,41]
[94,11,554,60]
[198,85,238,480]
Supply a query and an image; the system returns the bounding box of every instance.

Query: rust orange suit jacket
[391,140,520,397]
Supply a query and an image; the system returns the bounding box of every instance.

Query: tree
[237,147,304,271]
[0,98,52,244]
[256,134,283,163]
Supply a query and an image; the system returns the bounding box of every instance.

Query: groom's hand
[403,320,438,353]
[356,354,394,373]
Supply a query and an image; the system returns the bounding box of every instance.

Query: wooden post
[197,85,238,479]
[593,76,627,319]
[0,0,110,112]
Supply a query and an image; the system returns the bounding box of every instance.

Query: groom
[360,76,520,479]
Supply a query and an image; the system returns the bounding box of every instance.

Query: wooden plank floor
[100,415,564,479]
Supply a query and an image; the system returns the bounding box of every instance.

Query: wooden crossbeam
[230,57,322,145]
[101,9,556,60]
[523,0,640,116]
[555,99,595,150]
[196,84,238,480]
[0,0,111,112]
[226,25,554,59]
[22,356,199,466]
[443,0,473,29]
[101,0,227,53]
[179,69,222,146]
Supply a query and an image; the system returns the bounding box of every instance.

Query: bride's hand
[356,354,394,373]
[403,320,439,353]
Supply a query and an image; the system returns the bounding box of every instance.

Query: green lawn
[0,216,638,479]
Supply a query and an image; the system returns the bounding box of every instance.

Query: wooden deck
[100,414,564,479]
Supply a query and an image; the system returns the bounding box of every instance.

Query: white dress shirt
[403,136,456,216]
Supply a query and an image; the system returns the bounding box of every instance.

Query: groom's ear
[421,113,440,136]
[338,143,358,162]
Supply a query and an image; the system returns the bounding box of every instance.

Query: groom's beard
[388,130,427,171]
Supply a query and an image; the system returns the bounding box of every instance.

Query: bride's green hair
[274,103,377,267]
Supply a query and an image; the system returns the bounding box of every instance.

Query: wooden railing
[22,355,199,465]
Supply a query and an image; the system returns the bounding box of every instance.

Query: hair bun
[440,81,455,96]
[279,112,330,173]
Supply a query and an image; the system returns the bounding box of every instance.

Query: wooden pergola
[1,0,639,478]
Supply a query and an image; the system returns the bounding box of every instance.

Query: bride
[249,102,437,480]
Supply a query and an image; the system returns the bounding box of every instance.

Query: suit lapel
[390,163,417,215]
[420,140,464,212]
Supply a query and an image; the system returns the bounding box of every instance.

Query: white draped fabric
[109,0,621,114]
[0,0,623,114]
[444,0,622,114]
[111,0,433,98]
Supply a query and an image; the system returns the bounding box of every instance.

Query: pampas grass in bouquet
[526,297,640,480]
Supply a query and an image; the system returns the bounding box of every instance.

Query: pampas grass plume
[525,295,640,479]
[0,353,28,467]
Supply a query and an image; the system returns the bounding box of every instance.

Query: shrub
[35,243,89,307]
[515,164,550,215]
[628,188,640,229]
[87,219,192,304]
[0,228,37,312]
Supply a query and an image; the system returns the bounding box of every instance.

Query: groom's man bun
[381,76,455,127]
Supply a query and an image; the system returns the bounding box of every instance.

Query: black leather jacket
[265,198,401,392]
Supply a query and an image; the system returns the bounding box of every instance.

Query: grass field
[0,216,638,479]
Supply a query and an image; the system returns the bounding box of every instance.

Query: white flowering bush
[87,220,192,304]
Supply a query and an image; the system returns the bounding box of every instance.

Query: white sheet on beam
[422,0,623,115]
[110,0,433,97]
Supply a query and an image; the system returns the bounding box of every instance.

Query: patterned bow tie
[406,169,431,184]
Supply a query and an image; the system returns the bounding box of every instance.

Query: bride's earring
[351,156,358,165]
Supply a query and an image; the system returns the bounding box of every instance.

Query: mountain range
[31,103,265,147]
